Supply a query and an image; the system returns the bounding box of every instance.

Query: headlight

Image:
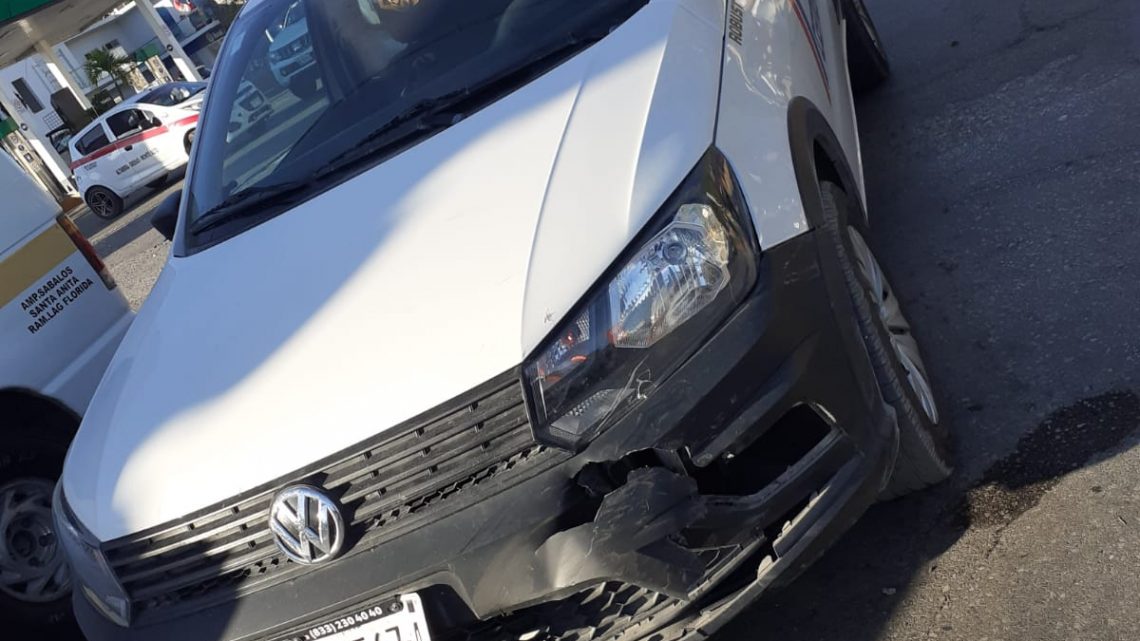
[52,486,131,626]
[524,148,759,450]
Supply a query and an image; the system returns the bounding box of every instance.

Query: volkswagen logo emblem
[269,486,345,565]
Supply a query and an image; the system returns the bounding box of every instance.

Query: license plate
[304,595,430,641]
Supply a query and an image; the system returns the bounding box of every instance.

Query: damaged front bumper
[76,230,898,641]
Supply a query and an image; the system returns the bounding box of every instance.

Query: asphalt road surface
[73,177,178,310]
[75,0,1139,639]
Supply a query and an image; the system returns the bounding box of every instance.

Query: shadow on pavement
[89,204,168,259]
[956,392,1140,529]
[73,173,185,247]
[714,390,1140,641]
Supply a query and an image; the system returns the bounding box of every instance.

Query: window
[106,109,151,139]
[76,126,110,155]
[139,109,161,128]
[11,78,43,113]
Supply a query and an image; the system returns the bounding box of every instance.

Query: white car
[124,81,208,110]
[69,99,201,219]
[0,152,132,632]
[267,1,318,97]
[227,81,275,142]
[59,3,950,641]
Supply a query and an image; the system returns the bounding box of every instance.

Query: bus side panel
[0,220,131,413]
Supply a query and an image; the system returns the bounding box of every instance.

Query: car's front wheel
[819,182,952,499]
[85,186,123,220]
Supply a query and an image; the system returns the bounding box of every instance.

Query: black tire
[843,0,891,93]
[818,182,952,498]
[85,186,123,220]
[0,430,74,633]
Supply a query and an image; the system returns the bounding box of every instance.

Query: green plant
[83,49,132,104]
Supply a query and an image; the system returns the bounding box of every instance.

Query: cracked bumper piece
[76,231,898,641]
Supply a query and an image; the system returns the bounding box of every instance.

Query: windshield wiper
[188,180,313,236]
[310,93,469,180]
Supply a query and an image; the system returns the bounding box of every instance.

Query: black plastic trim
[786,96,868,229]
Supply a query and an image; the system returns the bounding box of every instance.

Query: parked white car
[227,81,274,142]
[0,152,131,631]
[69,99,200,219]
[60,2,950,641]
[268,1,318,97]
[125,81,208,111]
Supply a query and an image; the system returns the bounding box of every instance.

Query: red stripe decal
[69,144,117,171]
[789,0,832,102]
[171,114,200,128]
[69,114,199,171]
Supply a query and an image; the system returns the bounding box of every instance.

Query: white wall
[57,1,219,91]
[60,8,160,81]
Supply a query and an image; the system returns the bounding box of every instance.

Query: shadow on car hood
[63,0,725,541]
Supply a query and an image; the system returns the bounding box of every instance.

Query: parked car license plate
[304,594,430,641]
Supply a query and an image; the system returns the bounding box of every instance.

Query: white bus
[0,151,132,631]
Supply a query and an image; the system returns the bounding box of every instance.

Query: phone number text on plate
[309,605,388,640]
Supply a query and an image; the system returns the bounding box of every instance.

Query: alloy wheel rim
[0,479,70,603]
[92,193,113,217]
[848,228,940,424]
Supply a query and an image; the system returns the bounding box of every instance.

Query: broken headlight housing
[524,148,760,450]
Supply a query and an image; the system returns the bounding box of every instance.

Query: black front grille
[103,371,563,619]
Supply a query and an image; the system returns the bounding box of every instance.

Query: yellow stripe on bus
[0,224,76,309]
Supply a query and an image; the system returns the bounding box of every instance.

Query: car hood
[269,19,308,53]
[64,0,724,541]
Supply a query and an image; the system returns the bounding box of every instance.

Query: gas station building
[0,0,233,208]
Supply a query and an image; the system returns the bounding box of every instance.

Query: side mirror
[151,191,182,242]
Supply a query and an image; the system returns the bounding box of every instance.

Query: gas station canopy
[0,0,129,67]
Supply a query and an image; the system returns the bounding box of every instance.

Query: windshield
[183,0,647,252]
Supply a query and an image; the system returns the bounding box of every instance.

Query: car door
[71,122,117,195]
[138,107,189,170]
[105,108,167,192]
